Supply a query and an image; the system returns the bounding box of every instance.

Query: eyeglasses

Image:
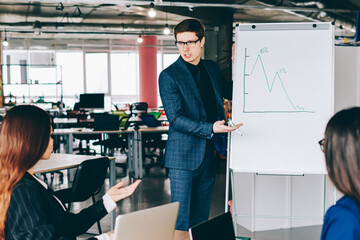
[318,139,325,152]
[175,38,201,48]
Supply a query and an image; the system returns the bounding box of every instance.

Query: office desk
[34,153,100,173]
[34,153,117,229]
[53,126,169,179]
[53,128,126,154]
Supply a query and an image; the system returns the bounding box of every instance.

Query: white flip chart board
[230,22,334,174]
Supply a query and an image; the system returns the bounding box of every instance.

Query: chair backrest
[71,157,109,201]
[130,102,148,116]
[94,114,120,131]
[112,110,128,118]
[119,115,131,130]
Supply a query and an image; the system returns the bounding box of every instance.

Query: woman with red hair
[0,105,140,240]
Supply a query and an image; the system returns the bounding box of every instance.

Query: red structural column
[138,35,157,108]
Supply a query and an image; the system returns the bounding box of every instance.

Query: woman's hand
[107,180,141,203]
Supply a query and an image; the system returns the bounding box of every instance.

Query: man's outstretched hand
[212,120,243,133]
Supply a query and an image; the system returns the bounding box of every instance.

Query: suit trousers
[169,141,215,231]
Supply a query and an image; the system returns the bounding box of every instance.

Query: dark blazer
[5,172,107,240]
[159,57,231,171]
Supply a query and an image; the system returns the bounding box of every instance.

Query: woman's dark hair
[174,19,205,41]
[324,107,360,204]
[0,105,51,239]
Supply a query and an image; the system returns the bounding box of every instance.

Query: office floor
[47,153,322,240]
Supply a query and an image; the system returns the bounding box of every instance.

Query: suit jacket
[5,172,107,240]
[159,57,231,171]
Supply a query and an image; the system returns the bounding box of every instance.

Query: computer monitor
[79,93,104,109]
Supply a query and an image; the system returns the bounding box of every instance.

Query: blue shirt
[321,195,360,240]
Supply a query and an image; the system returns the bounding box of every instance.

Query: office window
[163,53,179,69]
[2,51,27,100]
[56,51,84,96]
[156,53,178,107]
[29,67,56,84]
[110,52,137,95]
[156,53,178,79]
[2,50,61,104]
[157,53,162,80]
[85,52,108,93]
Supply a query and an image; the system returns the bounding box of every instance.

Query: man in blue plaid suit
[159,19,242,240]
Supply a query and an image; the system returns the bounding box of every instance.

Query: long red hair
[0,105,51,239]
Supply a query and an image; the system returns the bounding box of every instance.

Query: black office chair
[128,102,149,130]
[41,116,64,184]
[139,114,166,174]
[72,112,102,155]
[130,102,148,116]
[54,157,109,234]
[93,114,129,175]
[142,132,167,174]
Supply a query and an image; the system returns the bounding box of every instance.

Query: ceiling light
[163,24,170,35]
[72,6,83,17]
[3,30,9,47]
[33,20,42,29]
[137,35,143,43]
[163,12,170,35]
[148,2,156,18]
[56,2,64,11]
[2,33,8,47]
[33,21,42,35]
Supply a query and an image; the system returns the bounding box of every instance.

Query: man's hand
[105,231,114,240]
[107,180,141,203]
[212,120,243,133]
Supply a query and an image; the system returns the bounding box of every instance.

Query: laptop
[113,202,179,240]
[189,212,250,240]
[139,114,161,127]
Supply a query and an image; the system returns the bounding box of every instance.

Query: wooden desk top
[33,153,110,174]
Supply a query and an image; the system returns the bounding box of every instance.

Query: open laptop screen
[189,212,236,240]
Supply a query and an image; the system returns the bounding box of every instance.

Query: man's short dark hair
[174,19,205,41]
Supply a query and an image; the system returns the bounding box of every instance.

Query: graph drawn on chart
[242,47,315,113]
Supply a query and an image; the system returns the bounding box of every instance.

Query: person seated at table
[320,107,360,240]
[0,105,141,240]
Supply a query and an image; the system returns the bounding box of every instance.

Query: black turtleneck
[182,58,218,123]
